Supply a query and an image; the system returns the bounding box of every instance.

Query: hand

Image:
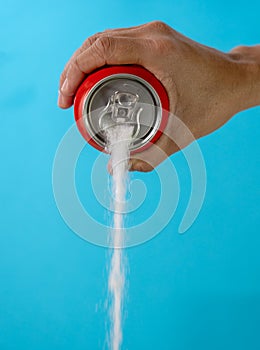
[58,21,260,171]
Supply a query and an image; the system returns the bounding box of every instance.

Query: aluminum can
[74,65,169,153]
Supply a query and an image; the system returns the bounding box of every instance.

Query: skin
[58,21,260,172]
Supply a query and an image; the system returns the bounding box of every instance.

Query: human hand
[58,21,260,171]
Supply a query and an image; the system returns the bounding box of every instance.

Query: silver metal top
[82,73,162,151]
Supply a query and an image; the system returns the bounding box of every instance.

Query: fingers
[77,36,144,71]
[60,24,145,83]
[104,21,171,37]
[103,23,147,35]
[128,112,194,172]
[108,132,179,174]
[59,48,84,91]
[58,23,155,109]
[129,133,179,172]
[59,33,106,89]
[58,36,100,108]
[59,36,145,109]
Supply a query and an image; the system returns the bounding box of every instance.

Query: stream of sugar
[106,124,133,350]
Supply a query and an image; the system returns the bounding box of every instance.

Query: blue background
[0,0,259,349]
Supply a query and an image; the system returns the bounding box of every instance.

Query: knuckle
[67,58,82,78]
[83,34,99,48]
[59,70,66,85]
[147,37,172,54]
[229,45,250,60]
[94,35,114,60]
[150,20,170,33]
[233,45,248,52]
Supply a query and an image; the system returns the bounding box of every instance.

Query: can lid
[74,66,169,153]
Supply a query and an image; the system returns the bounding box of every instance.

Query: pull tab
[99,91,142,138]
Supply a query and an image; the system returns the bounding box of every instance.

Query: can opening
[99,91,142,143]
[74,66,169,153]
[82,74,162,152]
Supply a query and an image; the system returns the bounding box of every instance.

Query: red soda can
[74,65,169,153]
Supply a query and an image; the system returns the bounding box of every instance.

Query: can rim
[74,65,169,154]
[83,73,162,152]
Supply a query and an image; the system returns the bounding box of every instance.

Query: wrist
[238,61,260,109]
[228,47,260,111]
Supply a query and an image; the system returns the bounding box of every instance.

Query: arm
[58,21,260,171]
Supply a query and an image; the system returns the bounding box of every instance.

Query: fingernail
[61,78,69,93]
[57,91,65,107]
[57,91,62,106]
